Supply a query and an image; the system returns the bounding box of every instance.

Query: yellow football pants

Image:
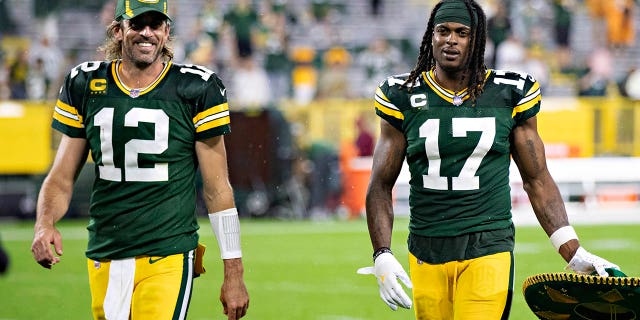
[87,250,194,320]
[409,251,514,320]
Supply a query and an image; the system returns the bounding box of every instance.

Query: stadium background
[0,0,639,319]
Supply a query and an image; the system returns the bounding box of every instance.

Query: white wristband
[549,226,578,251]
[209,208,242,259]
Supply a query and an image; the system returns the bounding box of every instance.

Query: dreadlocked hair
[403,0,487,102]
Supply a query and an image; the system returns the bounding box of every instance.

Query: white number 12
[420,117,495,190]
[94,107,169,182]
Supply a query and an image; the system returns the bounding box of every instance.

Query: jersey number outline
[94,107,169,182]
[420,117,495,191]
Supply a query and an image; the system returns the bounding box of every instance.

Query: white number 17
[420,117,495,191]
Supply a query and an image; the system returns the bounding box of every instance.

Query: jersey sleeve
[374,77,405,131]
[51,62,99,138]
[511,73,541,126]
[191,72,231,141]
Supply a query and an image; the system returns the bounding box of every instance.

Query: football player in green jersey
[358,0,619,319]
[30,0,249,319]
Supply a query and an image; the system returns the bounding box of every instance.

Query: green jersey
[375,69,541,238]
[52,60,231,260]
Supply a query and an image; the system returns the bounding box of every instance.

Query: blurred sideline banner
[0,101,52,174]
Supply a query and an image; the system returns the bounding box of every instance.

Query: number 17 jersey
[374,69,541,237]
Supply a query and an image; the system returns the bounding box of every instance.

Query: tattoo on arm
[524,139,541,172]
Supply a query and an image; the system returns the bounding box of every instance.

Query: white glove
[357,252,413,310]
[565,247,620,277]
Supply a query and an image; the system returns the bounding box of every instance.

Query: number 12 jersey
[52,60,230,260]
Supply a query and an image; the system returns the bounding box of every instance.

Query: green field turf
[1,217,639,320]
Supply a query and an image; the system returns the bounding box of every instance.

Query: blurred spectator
[8,49,29,100]
[223,0,260,61]
[28,36,64,99]
[304,2,343,53]
[355,114,375,157]
[290,46,318,105]
[311,0,333,21]
[577,48,613,96]
[305,141,342,219]
[26,57,46,100]
[230,54,271,109]
[487,2,512,68]
[523,26,550,89]
[585,0,608,46]
[524,46,550,90]
[357,37,402,97]
[199,1,224,45]
[261,3,293,105]
[494,33,526,73]
[603,0,635,50]
[512,0,551,50]
[187,35,217,70]
[552,0,576,73]
[0,0,17,34]
[307,22,336,54]
[317,45,352,99]
[370,0,383,16]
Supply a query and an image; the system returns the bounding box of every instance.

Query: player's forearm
[202,186,236,213]
[223,258,245,278]
[35,177,73,228]
[524,175,581,262]
[365,186,394,250]
[524,176,569,235]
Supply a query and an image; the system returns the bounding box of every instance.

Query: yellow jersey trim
[512,82,542,117]
[374,87,404,120]
[53,99,84,128]
[112,60,172,97]
[196,117,231,133]
[193,103,230,133]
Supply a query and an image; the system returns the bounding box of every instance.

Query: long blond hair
[99,20,174,61]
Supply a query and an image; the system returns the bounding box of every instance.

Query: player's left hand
[358,252,413,310]
[220,258,249,319]
[565,247,620,277]
[31,224,63,269]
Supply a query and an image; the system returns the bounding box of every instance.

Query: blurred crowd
[0,0,638,106]
[0,0,638,220]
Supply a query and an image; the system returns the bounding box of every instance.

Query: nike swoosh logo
[220,88,226,96]
[148,256,168,264]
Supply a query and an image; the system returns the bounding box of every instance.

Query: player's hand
[220,259,249,319]
[357,252,413,310]
[31,224,63,269]
[565,247,619,277]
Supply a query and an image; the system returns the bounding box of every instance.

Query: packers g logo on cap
[115,0,171,21]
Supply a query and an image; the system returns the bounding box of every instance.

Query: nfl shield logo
[453,95,463,106]
[93,260,101,269]
[129,89,140,98]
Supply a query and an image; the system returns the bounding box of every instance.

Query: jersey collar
[112,60,172,98]
[422,69,491,106]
